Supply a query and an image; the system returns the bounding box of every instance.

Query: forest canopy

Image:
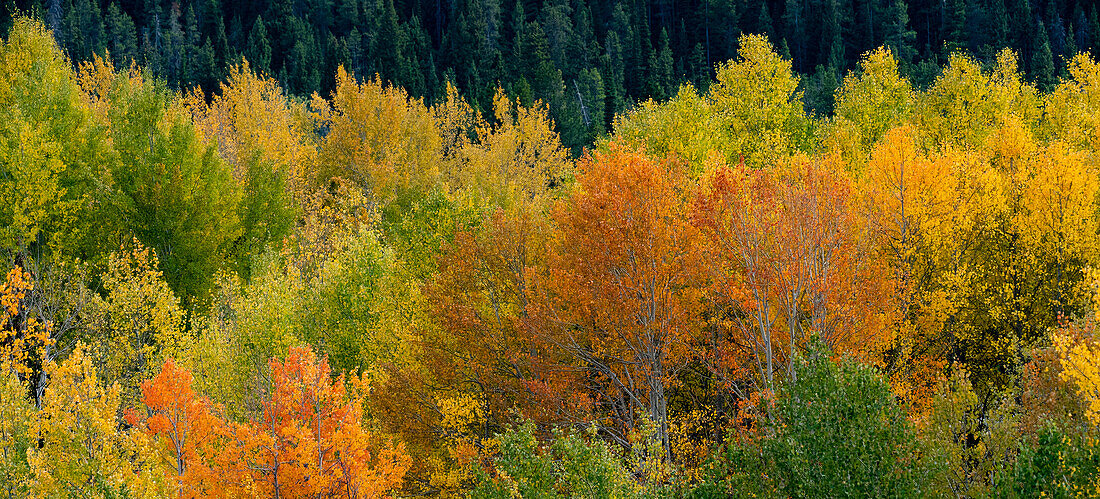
[0,7,1099,498]
[4,0,1100,153]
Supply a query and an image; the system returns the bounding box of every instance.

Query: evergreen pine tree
[201,0,229,65]
[182,5,200,84]
[403,16,432,98]
[63,0,105,63]
[988,0,1009,50]
[505,0,526,83]
[690,41,708,90]
[1065,20,1077,59]
[572,0,598,68]
[1006,0,1033,60]
[823,0,845,70]
[246,16,272,76]
[287,20,322,94]
[757,0,773,36]
[633,1,651,99]
[195,38,217,92]
[883,0,917,66]
[1049,10,1067,61]
[540,0,574,72]
[325,33,351,94]
[1072,6,1089,53]
[105,2,138,67]
[944,0,968,55]
[654,28,674,99]
[1091,7,1100,53]
[336,0,361,34]
[603,30,626,126]
[574,66,605,142]
[523,21,563,105]
[48,0,63,46]
[347,27,364,75]
[1031,16,1056,91]
[777,37,791,63]
[377,0,402,83]
[783,0,806,72]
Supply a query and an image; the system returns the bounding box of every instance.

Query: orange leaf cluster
[129,348,411,498]
[692,158,892,395]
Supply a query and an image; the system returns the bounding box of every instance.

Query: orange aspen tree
[239,346,410,498]
[530,144,703,459]
[126,358,228,497]
[692,157,891,399]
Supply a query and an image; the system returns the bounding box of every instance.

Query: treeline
[2,15,1100,498]
[3,0,1100,152]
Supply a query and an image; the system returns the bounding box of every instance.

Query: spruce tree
[988,0,1009,51]
[105,2,138,67]
[48,0,63,46]
[1031,16,1056,91]
[523,21,563,105]
[646,28,673,100]
[63,0,105,63]
[194,38,217,92]
[572,0,598,68]
[822,0,845,71]
[1091,7,1100,53]
[603,30,626,125]
[757,0,773,36]
[377,0,402,84]
[403,16,432,99]
[1072,6,1089,53]
[245,16,272,76]
[783,0,806,72]
[336,0,361,34]
[690,41,708,90]
[286,20,322,95]
[540,0,573,72]
[944,0,968,55]
[883,0,917,67]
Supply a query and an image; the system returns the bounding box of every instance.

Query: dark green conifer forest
[5,0,1098,151]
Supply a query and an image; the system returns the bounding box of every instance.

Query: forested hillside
[3,0,1100,151]
[1,9,1100,499]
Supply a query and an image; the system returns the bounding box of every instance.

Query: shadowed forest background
[0,0,1099,497]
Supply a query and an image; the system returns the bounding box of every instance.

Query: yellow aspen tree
[192,61,316,200]
[609,84,720,175]
[916,49,1040,151]
[861,125,958,411]
[88,241,187,409]
[455,88,571,212]
[1055,332,1100,425]
[0,18,108,259]
[1041,53,1100,150]
[707,34,811,168]
[27,345,135,498]
[830,47,914,161]
[314,67,443,207]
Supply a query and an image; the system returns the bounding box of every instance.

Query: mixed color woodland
[7,0,1100,153]
[2,6,1100,498]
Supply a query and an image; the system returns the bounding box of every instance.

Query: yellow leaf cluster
[0,268,53,380]
[1054,331,1100,426]
[27,345,140,498]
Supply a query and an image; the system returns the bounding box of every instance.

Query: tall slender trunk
[648,360,668,460]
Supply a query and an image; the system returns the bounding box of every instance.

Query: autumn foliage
[125,358,224,496]
[692,157,892,397]
[128,349,410,498]
[530,144,701,456]
[5,15,1100,498]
